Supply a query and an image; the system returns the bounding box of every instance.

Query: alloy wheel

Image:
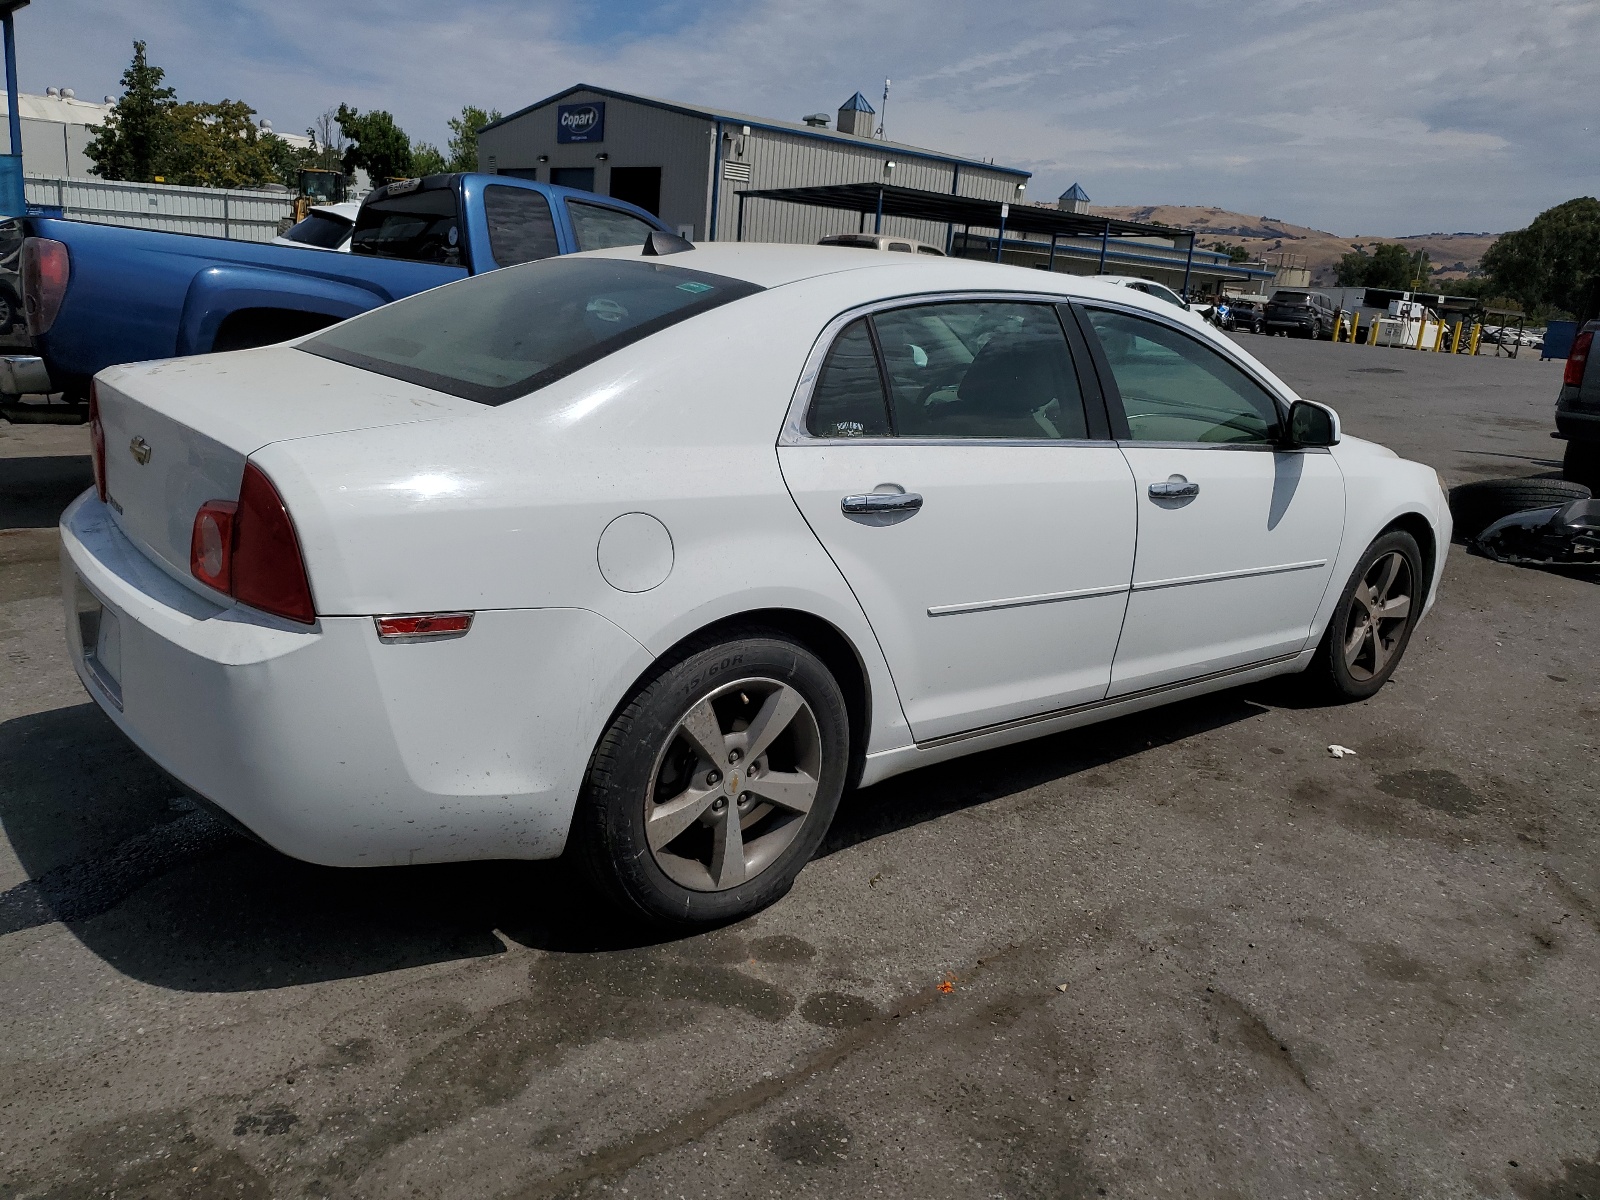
[1341,550,1413,681]
[645,678,823,892]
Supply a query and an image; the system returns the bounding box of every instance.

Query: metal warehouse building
[476,84,1030,248]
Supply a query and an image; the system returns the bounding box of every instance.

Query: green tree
[163,100,283,188]
[411,141,448,176]
[85,41,177,182]
[447,105,502,172]
[1209,241,1249,264]
[1334,242,1429,290]
[1479,197,1600,323]
[336,104,414,181]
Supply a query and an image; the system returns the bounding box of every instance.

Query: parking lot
[1,337,1595,1198]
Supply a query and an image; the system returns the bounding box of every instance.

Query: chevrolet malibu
[61,240,1450,926]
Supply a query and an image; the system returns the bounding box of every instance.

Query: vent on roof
[802,113,830,128]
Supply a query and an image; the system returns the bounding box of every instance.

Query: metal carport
[733,182,1204,295]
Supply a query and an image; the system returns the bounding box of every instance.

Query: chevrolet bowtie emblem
[129,436,152,465]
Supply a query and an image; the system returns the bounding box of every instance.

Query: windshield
[281,211,352,249]
[1271,291,1312,305]
[301,257,763,404]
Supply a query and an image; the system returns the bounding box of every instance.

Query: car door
[1075,303,1345,696]
[779,298,1137,743]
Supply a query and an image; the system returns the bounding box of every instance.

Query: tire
[1447,477,1592,539]
[1564,440,1600,490]
[1308,530,1425,701]
[571,630,850,928]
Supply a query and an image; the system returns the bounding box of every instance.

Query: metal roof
[479,84,1031,180]
[734,182,1193,242]
[1060,182,1091,202]
[839,91,876,113]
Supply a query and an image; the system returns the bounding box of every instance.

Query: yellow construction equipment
[292,168,346,224]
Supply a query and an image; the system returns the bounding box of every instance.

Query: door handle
[841,492,924,515]
[1148,478,1200,500]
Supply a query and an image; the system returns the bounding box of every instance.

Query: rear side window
[281,211,351,249]
[350,188,462,265]
[806,319,889,438]
[302,257,763,405]
[567,201,658,251]
[484,185,559,266]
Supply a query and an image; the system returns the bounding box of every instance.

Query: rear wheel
[1309,531,1424,701]
[572,631,849,927]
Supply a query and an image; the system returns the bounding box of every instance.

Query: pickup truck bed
[17,173,673,401]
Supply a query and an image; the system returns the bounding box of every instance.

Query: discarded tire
[1448,477,1593,539]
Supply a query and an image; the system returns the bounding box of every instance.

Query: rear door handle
[841,492,924,515]
[1148,479,1200,499]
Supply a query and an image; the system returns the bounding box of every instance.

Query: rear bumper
[60,490,651,867]
[1555,408,1600,442]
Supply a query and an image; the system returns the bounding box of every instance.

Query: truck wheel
[1564,441,1600,490]
[1448,477,1592,539]
[572,630,849,928]
[1308,531,1424,701]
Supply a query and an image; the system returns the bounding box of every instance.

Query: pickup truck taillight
[21,237,70,336]
[88,381,107,502]
[190,463,316,624]
[1566,331,1593,389]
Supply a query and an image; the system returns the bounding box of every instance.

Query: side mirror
[1285,399,1339,448]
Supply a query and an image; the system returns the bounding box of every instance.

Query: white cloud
[21,0,1600,233]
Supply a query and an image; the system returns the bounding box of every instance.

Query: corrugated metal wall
[24,176,293,242]
[716,125,1025,247]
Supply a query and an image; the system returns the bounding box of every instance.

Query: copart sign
[557,102,605,144]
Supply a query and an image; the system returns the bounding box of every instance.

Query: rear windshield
[281,210,352,249]
[301,257,763,404]
[1271,291,1312,304]
[351,187,462,265]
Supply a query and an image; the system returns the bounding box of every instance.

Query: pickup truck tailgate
[95,343,478,594]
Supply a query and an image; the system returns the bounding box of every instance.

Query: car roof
[580,241,1192,308]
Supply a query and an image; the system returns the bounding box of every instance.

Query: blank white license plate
[75,577,123,707]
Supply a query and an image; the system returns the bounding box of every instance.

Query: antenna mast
[876,78,890,139]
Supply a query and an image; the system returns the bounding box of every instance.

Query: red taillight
[21,237,70,336]
[1566,330,1593,389]
[189,462,315,624]
[189,500,237,591]
[88,381,106,502]
[374,613,473,642]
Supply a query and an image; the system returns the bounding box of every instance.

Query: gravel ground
[0,337,1595,1199]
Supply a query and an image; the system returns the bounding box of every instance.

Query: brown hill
[1085,204,1499,287]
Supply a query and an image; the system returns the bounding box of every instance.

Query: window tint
[887,242,912,253]
[484,185,559,266]
[350,187,462,264]
[806,319,889,438]
[568,201,658,251]
[302,258,762,405]
[1085,308,1281,444]
[916,245,944,255]
[870,302,1088,439]
[281,211,352,249]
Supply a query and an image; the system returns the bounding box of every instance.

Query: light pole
[0,0,28,218]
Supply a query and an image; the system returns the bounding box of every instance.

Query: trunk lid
[95,343,478,594]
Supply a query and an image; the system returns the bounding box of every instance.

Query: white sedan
[61,243,1450,926]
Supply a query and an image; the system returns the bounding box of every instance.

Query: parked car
[62,245,1449,927]
[1557,319,1600,487]
[1221,299,1265,334]
[15,173,674,404]
[272,201,361,252]
[1265,289,1338,338]
[1098,275,1190,311]
[818,233,945,255]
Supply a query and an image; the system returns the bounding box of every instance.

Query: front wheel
[1308,531,1425,701]
[572,631,849,927]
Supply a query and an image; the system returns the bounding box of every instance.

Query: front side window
[871,302,1088,439]
[484,185,559,266]
[568,201,658,251]
[302,258,762,404]
[1085,308,1280,444]
[350,187,462,265]
[806,318,889,438]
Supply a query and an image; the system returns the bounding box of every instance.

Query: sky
[18,0,1600,236]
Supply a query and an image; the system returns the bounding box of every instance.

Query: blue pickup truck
[8,173,674,406]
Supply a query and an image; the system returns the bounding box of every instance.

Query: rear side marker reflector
[374,612,474,643]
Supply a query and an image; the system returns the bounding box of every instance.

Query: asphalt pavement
[1,336,1595,1199]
